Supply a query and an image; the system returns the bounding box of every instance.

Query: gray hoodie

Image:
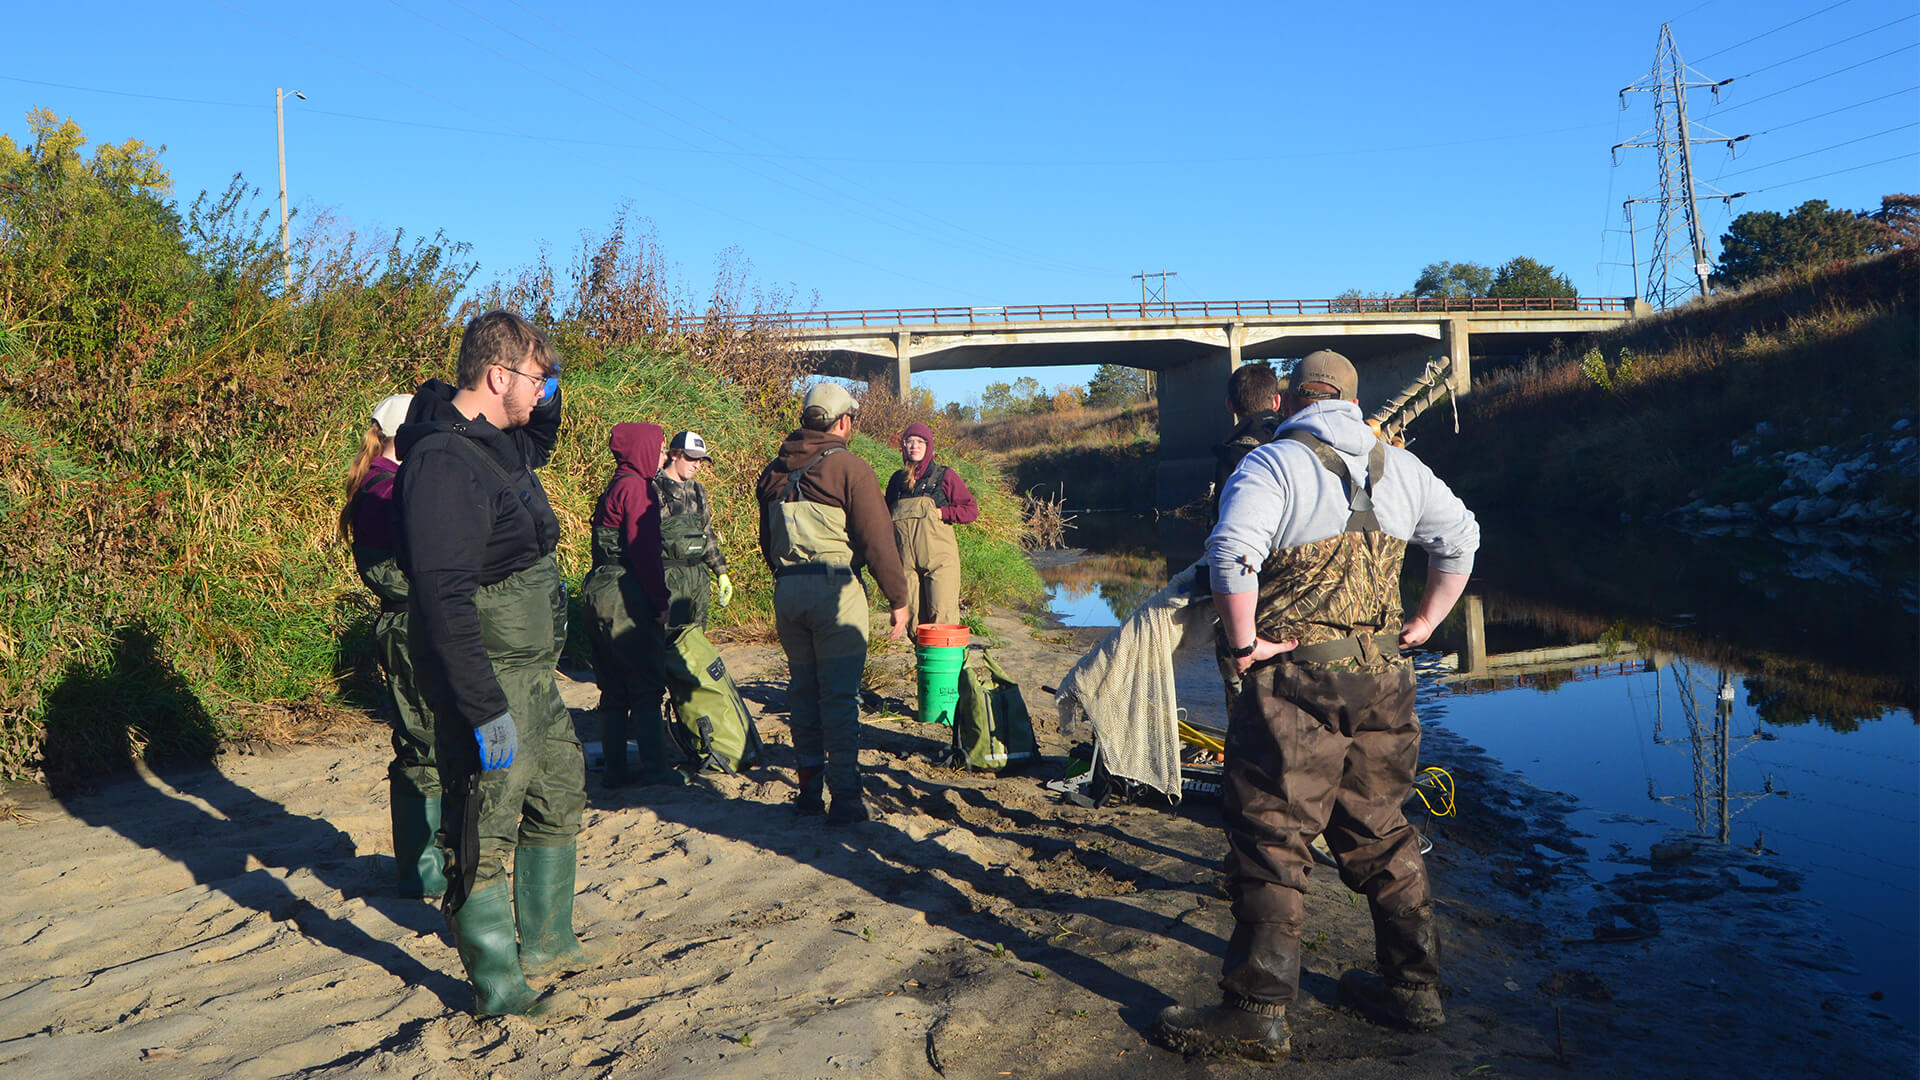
[1206,400,1478,597]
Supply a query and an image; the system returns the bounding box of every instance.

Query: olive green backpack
[663,625,763,773]
[949,650,1038,773]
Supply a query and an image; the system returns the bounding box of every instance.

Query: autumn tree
[1084,363,1152,407]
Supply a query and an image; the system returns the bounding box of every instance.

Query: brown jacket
[756,428,910,608]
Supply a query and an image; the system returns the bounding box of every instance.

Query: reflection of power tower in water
[1649,661,1784,843]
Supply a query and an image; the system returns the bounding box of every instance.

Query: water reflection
[1036,512,1919,1027]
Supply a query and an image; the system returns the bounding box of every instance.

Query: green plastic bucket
[914,623,969,726]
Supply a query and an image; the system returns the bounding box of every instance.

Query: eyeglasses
[496,362,560,401]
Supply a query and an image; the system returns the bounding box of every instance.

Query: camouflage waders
[1217,431,1440,1015]
[891,489,960,629]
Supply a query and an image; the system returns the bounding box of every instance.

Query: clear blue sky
[5,0,1914,405]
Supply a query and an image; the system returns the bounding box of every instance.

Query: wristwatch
[1230,641,1257,659]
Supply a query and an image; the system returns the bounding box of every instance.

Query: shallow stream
[1036,511,1919,1027]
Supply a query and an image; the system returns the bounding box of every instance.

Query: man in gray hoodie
[1154,350,1479,1062]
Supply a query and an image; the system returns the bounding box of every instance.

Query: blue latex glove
[474,712,518,770]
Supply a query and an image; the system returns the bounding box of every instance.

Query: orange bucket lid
[914,623,970,647]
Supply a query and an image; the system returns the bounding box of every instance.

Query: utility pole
[276,88,305,295]
[1613,25,1746,309]
[1132,270,1177,316]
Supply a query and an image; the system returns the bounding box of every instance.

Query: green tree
[1487,257,1576,300]
[1084,363,1152,407]
[1410,260,1493,298]
[1715,199,1879,288]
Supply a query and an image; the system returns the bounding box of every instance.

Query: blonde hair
[337,424,388,543]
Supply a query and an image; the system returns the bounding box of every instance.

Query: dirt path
[0,609,1909,1079]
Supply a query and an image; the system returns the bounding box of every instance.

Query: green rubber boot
[450,883,549,1017]
[515,844,594,978]
[390,790,448,900]
[632,697,689,787]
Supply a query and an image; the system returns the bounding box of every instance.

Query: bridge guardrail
[671,296,1633,331]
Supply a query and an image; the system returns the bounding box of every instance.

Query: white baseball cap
[670,431,710,459]
[371,394,413,439]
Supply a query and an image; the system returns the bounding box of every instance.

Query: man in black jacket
[395,310,587,1018]
[1208,362,1283,525]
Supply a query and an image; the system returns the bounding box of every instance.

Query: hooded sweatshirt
[1206,399,1478,598]
[755,426,910,608]
[394,377,563,729]
[884,422,979,524]
[594,422,670,614]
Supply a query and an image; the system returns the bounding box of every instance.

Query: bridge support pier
[890,331,912,401]
[1154,348,1235,509]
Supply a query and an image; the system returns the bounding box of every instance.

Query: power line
[1713,42,1920,114]
[0,74,253,110]
[1760,85,1920,134]
[1736,13,1918,78]
[1718,121,1920,179]
[205,0,966,298]
[1691,0,1860,65]
[468,0,1115,283]
[1747,151,1920,194]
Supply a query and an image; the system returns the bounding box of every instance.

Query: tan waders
[891,494,960,629]
[767,448,871,822]
[420,553,587,1017]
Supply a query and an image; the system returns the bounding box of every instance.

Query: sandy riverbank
[0,607,1911,1079]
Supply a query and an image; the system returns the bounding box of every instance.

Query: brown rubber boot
[1338,970,1446,1031]
[1152,1002,1290,1061]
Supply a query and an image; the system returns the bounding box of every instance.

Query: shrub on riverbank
[1418,250,1918,521]
[0,111,1040,783]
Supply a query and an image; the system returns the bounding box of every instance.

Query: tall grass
[0,112,1041,782]
[1418,250,1918,517]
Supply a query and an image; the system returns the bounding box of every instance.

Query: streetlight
[276,88,306,294]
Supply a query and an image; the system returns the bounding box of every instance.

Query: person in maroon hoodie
[582,422,687,789]
[884,421,979,630]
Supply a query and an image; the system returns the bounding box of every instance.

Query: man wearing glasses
[394,309,588,1018]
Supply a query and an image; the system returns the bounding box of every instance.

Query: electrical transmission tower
[1612,24,1747,309]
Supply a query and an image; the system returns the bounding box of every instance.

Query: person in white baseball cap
[336,392,446,903]
[657,431,733,621]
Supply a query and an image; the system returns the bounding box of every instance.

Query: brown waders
[420,553,588,1017]
[1219,656,1439,1013]
[891,494,960,629]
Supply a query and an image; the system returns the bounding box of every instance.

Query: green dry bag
[949,650,1037,773]
[663,624,763,773]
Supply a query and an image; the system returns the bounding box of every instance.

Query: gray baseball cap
[802,382,859,425]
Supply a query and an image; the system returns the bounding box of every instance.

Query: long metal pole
[276,87,290,294]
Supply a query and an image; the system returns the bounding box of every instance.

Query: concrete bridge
[699,297,1646,505]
